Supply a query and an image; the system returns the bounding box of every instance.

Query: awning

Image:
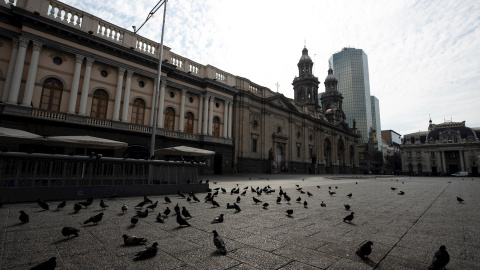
[0,127,44,144]
[43,135,128,150]
[154,146,215,156]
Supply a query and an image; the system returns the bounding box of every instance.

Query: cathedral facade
[0,0,359,175]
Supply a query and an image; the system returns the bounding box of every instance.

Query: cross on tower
[275,82,280,93]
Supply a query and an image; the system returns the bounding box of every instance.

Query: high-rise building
[329,48,372,144]
[370,96,382,150]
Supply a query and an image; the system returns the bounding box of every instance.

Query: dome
[325,68,337,83]
[299,47,312,62]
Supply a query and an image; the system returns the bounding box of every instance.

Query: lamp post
[133,0,167,182]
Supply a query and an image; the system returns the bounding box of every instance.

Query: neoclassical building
[400,120,480,176]
[0,0,359,175]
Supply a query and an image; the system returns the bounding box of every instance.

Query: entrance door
[431,166,437,176]
[449,164,458,174]
[276,145,283,173]
[214,153,222,175]
[472,166,478,176]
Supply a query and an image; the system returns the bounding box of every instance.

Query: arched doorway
[276,144,283,173]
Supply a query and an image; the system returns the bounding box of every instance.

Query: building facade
[400,120,480,176]
[0,0,359,175]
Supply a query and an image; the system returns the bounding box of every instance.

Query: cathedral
[0,0,359,175]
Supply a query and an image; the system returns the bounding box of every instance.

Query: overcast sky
[60,0,480,136]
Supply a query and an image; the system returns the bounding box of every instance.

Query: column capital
[85,57,95,67]
[18,37,29,48]
[126,70,133,78]
[32,41,43,52]
[12,38,19,49]
[75,54,84,64]
[181,89,187,95]
[118,67,126,75]
[161,79,167,88]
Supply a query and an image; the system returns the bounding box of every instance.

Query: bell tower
[292,46,319,106]
[321,68,346,123]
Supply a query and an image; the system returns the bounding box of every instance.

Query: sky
[60,0,480,135]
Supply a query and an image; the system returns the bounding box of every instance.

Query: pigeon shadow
[35,209,49,213]
[93,209,104,212]
[359,257,376,267]
[117,213,126,216]
[172,226,191,230]
[286,215,294,218]
[51,236,78,245]
[233,211,241,214]
[82,223,99,227]
[344,222,357,226]
[209,251,225,257]
[8,222,26,228]
[126,224,136,230]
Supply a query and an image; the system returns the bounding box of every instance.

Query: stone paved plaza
[0,174,479,269]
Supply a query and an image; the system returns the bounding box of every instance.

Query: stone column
[67,54,84,113]
[8,37,29,104]
[78,57,94,115]
[228,101,233,138]
[179,89,186,132]
[198,95,203,134]
[459,150,464,171]
[2,38,19,102]
[208,96,214,135]
[121,70,133,122]
[223,101,228,138]
[203,95,209,134]
[440,150,446,173]
[112,67,125,121]
[22,41,43,106]
[157,79,166,127]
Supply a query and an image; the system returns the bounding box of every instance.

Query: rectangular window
[252,139,257,153]
[297,146,301,158]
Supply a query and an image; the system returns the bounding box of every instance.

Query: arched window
[213,116,221,137]
[184,112,194,133]
[164,107,175,130]
[40,78,63,111]
[90,89,109,118]
[131,98,146,125]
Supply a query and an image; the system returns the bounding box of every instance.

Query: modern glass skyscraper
[329,48,372,145]
[371,96,382,150]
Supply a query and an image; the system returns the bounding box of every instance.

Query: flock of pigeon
[6,177,458,269]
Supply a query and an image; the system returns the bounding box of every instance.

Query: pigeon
[74,203,82,213]
[286,209,293,216]
[307,191,313,197]
[176,210,191,227]
[131,217,139,225]
[329,186,331,190]
[317,185,321,188]
[321,201,326,207]
[212,230,227,255]
[136,209,148,218]
[343,212,354,223]
[212,200,220,207]
[356,182,358,184]
[78,198,93,208]
[335,186,338,189]
[57,201,66,210]
[296,197,302,203]
[457,197,464,203]
[356,241,373,258]
[83,213,103,225]
[398,191,405,195]
[226,203,235,209]
[329,191,336,196]
[276,197,281,204]
[165,196,171,204]
[347,193,352,198]
[253,197,262,204]
[193,195,200,202]
[100,199,109,210]
[233,203,241,212]
[143,195,153,204]
[156,213,165,223]
[221,187,226,193]
[391,187,397,191]
[300,190,306,194]
[304,201,309,208]
[296,187,303,191]
[284,195,291,204]
[187,197,191,202]
[241,190,246,196]
[135,201,146,208]
[19,211,29,223]
[263,203,269,209]
[30,257,56,270]
[37,199,49,210]
[123,234,147,245]
[163,207,171,217]
[133,242,158,261]
[147,201,158,211]
[61,226,80,238]
[428,245,450,270]
[174,203,180,213]
[236,196,241,203]
[344,204,351,210]
[295,184,300,187]
[212,214,224,223]
[122,204,128,213]
[182,207,192,218]
[177,191,186,198]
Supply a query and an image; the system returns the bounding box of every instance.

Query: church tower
[292,46,319,106]
[321,68,346,123]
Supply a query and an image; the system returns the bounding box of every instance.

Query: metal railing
[0,152,202,187]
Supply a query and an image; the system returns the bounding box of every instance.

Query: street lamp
[132,0,168,160]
